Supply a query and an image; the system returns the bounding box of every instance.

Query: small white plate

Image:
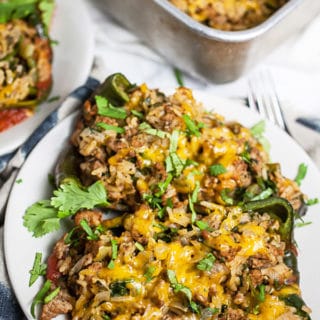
[0,0,94,156]
[4,91,320,319]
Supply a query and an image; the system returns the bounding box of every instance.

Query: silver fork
[247,70,291,135]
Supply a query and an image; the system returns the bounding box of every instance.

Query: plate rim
[0,0,95,156]
[4,90,320,319]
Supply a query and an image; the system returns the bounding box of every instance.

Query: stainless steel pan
[102,0,320,83]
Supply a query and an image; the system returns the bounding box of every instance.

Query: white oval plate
[4,91,320,319]
[0,0,94,155]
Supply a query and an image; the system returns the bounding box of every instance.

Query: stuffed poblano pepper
[0,0,54,131]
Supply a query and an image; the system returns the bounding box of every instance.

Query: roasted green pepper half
[94,73,132,107]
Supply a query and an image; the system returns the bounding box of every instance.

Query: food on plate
[0,0,54,132]
[169,0,288,31]
[24,74,311,319]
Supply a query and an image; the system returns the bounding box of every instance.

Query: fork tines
[247,70,290,134]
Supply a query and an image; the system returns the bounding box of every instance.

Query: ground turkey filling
[41,83,310,319]
[169,0,288,31]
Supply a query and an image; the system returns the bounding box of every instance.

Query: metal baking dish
[103,0,320,83]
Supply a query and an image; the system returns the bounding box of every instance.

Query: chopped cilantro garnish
[240,142,251,164]
[165,130,188,177]
[131,109,144,119]
[79,219,100,241]
[15,178,23,184]
[306,198,319,206]
[97,122,124,134]
[167,270,199,313]
[220,189,234,205]
[189,181,200,224]
[29,252,47,287]
[173,68,184,87]
[30,279,52,318]
[166,152,186,177]
[135,242,144,252]
[183,114,204,137]
[155,174,173,197]
[257,284,266,302]
[169,130,179,153]
[294,163,308,186]
[195,220,210,231]
[295,221,312,228]
[95,95,127,119]
[139,122,169,138]
[143,193,165,219]
[209,164,227,176]
[196,253,216,271]
[108,239,118,269]
[44,287,60,304]
[144,266,155,282]
[191,181,200,203]
[251,188,273,201]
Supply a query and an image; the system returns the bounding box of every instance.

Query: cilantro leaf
[95,95,127,119]
[155,174,173,197]
[251,187,273,201]
[174,68,184,87]
[195,220,210,231]
[131,110,144,119]
[24,180,110,238]
[167,270,199,313]
[108,239,118,269]
[220,189,234,205]
[144,266,156,282]
[29,252,47,287]
[182,114,204,137]
[97,122,124,134]
[209,164,227,176]
[306,198,319,206]
[196,253,216,271]
[0,0,37,24]
[44,287,60,304]
[257,284,266,302]
[189,181,200,224]
[38,0,54,35]
[23,200,60,238]
[295,221,312,228]
[51,180,109,217]
[79,219,100,241]
[135,242,144,252]
[139,122,169,139]
[30,279,52,318]
[294,163,308,186]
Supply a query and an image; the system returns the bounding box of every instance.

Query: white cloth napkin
[84,0,320,167]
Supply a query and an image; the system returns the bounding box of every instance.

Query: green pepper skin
[54,146,81,187]
[242,197,293,245]
[242,197,301,281]
[280,294,311,320]
[94,73,132,107]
